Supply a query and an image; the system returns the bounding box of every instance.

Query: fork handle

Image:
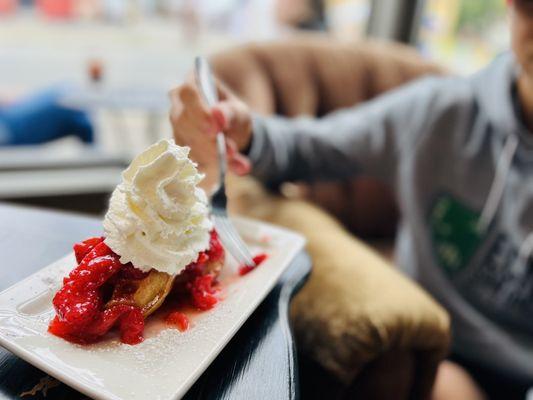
[195,56,227,189]
[215,132,227,186]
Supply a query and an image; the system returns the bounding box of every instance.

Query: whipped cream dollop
[103,139,212,276]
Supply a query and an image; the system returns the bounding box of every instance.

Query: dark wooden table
[0,203,311,400]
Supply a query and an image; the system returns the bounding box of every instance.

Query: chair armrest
[290,216,450,383]
[229,177,450,395]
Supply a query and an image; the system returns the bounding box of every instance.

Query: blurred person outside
[0,86,94,146]
[169,0,533,399]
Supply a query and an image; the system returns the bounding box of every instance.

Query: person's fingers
[169,83,219,138]
[168,87,182,109]
[211,102,235,131]
[168,88,184,123]
[226,139,251,175]
[211,107,224,132]
[172,119,198,146]
[225,139,236,157]
[229,152,252,175]
[178,83,214,119]
[169,80,251,176]
[177,83,202,107]
[191,114,217,136]
[215,80,233,101]
[171,108,215,149]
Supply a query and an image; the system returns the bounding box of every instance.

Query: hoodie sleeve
[247,77,438,187]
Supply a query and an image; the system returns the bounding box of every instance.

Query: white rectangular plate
[0,217,305,400]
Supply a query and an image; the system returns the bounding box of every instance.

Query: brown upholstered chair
[211,36,450,399]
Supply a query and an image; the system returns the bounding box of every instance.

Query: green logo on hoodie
[429,194,484,275]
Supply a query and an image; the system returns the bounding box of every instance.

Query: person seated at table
[169,1,533,399]
[0,85,93,146]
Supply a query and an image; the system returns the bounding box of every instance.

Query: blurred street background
[0,0,510,213]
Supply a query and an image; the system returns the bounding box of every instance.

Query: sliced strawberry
[52,282,102,327]
[50,230,225,346]
[73,236,105,264]
[86,304,144,344]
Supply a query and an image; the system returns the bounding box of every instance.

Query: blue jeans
[0,86,94,145]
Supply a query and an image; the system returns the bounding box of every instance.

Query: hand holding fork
[169,57,257,268]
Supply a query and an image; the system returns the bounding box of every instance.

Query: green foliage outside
[456,0,506,33]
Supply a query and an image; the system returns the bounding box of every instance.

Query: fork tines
[213,214,256,268]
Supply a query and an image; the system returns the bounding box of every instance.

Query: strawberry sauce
[165,311,189,332]
[49,231,225,345]
[238,253,268,276]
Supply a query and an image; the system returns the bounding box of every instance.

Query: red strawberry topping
[49,230,225,345]
[238,253,268,276]
[188,274,219,311]
[165,311,189,332]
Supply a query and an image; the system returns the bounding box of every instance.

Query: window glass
[325,0,371,39]
[0,0,284,91]
[418,0,509,74]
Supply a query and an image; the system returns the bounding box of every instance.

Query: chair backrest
[212,35,445,237]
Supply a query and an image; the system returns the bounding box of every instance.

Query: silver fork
[194,56,256,268]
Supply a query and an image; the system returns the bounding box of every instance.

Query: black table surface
[0,203,311,400]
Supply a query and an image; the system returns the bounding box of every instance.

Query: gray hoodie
[248,53,533,382]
